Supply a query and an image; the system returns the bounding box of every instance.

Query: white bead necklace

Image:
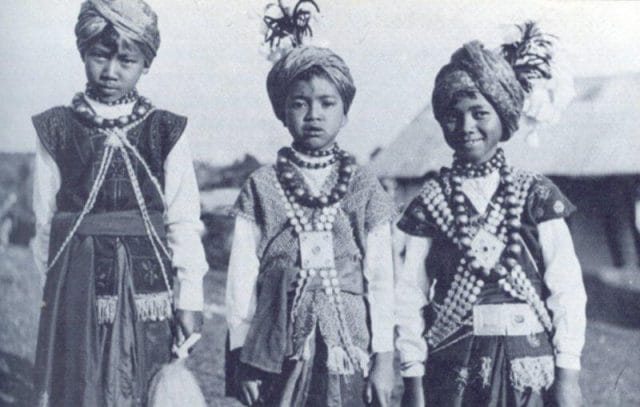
[273,173,365,369]
[421,170,553,349]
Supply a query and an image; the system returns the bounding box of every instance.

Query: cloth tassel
[135,292,173,322]
[326,345,370,376]
[352,347,371,378]
[327,346,354,375]
[38,392,49,407]
[509,355,555,393]
[96,296,118,325]
[96,293,173,324]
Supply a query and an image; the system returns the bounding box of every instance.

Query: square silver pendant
[299,231,335,269]
[470,229,505,270]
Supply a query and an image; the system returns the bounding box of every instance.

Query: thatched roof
[369,74,640,178]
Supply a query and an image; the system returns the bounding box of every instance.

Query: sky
[1,0,639,164]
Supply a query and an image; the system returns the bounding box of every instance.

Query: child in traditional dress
[395,26,587,406]
[31,1,208,405]
[225,46,396,406]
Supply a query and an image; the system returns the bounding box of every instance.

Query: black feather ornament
[501,21,556,93]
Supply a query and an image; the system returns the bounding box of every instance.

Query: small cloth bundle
[148,334,206,407]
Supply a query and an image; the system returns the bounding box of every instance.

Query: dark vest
[33,106,186,213]
[397,168,576,359]
[32,106,187,302]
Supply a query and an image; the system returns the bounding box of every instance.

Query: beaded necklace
[288,148,338,170]
[452,148,506,178]
[276,147,355,208]
[71,93,153,129]
[291,141,339,157]
[273,146,365,372]
[85,85,139,106]
[419,152,553,349]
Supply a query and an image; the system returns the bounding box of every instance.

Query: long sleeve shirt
[395,171,587,376]
[225,153,396,354]
[32,99,209,311]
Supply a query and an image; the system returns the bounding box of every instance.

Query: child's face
[440,91,503,164]
[283,75,347,151]
[83,35,148,103]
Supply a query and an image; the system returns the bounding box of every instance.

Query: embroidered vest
[234,164,395,373]
[33,106,185,213]
[398,168,575,360]
[32,106,187,322]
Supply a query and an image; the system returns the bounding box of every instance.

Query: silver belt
[473,303,544,336]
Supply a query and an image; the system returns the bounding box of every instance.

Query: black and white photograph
[0,0,639,406]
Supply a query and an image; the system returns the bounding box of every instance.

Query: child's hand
[175,309,203,338]
[235,361,265,406]
[401,377,425,407]
[553,368,583,407]
[238,379,262,406]
[364,351,394,406]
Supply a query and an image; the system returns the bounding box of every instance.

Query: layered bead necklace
[452,148,506,178]
[276,145,355,208]
[274,143,364,372]
[291,141,339,157]
[71,92,153,129]
[421,149,553,349]
[85,85,139,106]
[287,145,339,169]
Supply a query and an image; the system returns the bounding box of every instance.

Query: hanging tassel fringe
[96,292,173,324]
[96,296,118,325]
[326,345,370,376]
[135,292,174,322]
[38,392,49,407]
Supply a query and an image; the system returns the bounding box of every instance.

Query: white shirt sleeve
[164,134,209,311]
[225,215,261,350]
[395,233,432,377]
[31,138,60,276]
[363,222,395,353]
[539,218,587,370]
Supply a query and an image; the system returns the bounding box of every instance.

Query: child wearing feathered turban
[225,46,397,406]
[395,27,586,406]
[31,1,208,405]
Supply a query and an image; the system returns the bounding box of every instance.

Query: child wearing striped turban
[32,1,208,405]
[396,29,586,407]
[225,46,397,406]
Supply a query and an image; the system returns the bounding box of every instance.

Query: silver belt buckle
[473,304,543,336]
[473,304,506,336]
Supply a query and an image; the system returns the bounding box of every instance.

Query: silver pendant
[299,231,335,270]
[470,229,505,270]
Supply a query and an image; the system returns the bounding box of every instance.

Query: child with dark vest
[225,46,397,406]
[395,24,587,406]
[31,1,208,405]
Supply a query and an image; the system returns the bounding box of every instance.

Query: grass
[1,245,639,406]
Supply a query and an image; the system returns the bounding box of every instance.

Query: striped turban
[75,0,160,65]
[266,46,356,123]
[432,41,524,141]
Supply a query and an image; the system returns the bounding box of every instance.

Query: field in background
[1,245,639,406]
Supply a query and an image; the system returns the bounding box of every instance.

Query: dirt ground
[1,245,639,406]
